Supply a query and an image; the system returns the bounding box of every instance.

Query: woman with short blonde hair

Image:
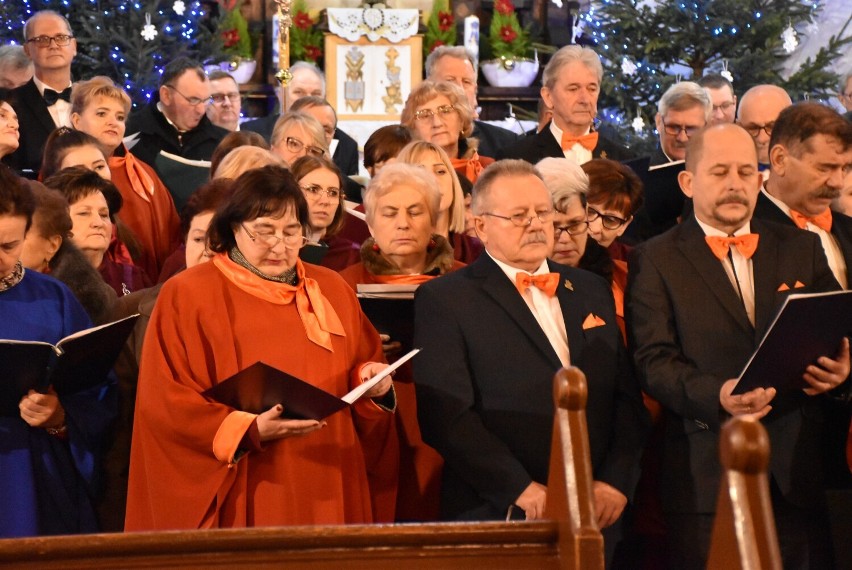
[270,112,328,166]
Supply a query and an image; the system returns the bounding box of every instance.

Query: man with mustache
[754,102,852,290]
[413,159,649,564]
[496,45,634,164]
[627,123,849,569]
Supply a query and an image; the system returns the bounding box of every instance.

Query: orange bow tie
[705,234,760,261]
[561,131,599,152]
[515,272,560,297]
[790,209,832,232]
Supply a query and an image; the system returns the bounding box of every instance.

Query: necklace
[0,261,24,292]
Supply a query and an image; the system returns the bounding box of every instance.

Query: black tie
[43,87,72,106]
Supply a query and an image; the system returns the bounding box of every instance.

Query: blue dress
[0,269,116,537]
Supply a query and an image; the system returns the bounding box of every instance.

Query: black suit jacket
[4,79,59,175]
[753,190,852,286]
[495,121,635,163]
[413,254,649,521]
[471,120,519,159]
[627,216,842,514]
[241,113,360,176]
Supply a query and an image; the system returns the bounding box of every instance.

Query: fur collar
[360,234,455,276]
[50,242,118,324]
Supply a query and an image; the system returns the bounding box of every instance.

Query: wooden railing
[707,415,782,570]
[0,368,604,570]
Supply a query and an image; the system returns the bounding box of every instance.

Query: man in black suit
[496,45,633,164]
[424,46,520,158]
[627,123,849,569]
[414,159,649,561]
[754,102,852,290]
[290,96,359,177]
[4,10,76,176]
[241,62,359,177]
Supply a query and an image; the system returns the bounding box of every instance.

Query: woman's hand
[19,388,65,429]
[360,361,394,399]
[256,404,326,442]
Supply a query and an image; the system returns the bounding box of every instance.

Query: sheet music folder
[732,290,852,395]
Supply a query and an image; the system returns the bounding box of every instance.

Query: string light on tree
[782,21,798,53]
[621,57,637,76]
[173,1,186,16]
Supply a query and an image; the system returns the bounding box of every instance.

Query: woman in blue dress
[0,165,115,537]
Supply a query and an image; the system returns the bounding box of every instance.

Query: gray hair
[657,81,712,121]
[363,162,442,227]
[471,159,543,215]
[425,46,476,78]
[535,157,589,213]
[0,45,32,71]
[24,10,73,41]
[288,61,326,95]
[542,45,603,90]
[207,70,236,83]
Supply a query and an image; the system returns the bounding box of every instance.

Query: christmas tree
[579,0,852,149]
[0,0,223,106]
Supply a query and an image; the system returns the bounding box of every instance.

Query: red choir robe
[125,255,395,530]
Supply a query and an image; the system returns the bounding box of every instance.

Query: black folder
[732,290,852,395]
[356,284,417,354]
[623,157,686,226]
[299,242,329,265]
[0,314,139,417]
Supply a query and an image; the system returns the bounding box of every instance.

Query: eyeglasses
[482,210,554,227]
[301,183,342,200]
[26,34,74,47]
[587,207,629,230]
[712,101,736,113]
[740,122,774,138]
[285,137,325,157]
[210,93,241,106]
[414,105,456,122]
[241,223,309,249]
[661,118,702,138]
[164,85,212,107]
[554,220,590,238]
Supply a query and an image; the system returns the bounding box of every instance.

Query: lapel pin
[600,151,608,159]
[564,279,573,291]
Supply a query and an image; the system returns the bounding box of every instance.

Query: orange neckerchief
[451,151,484,183]
[213,254,345,351]
[367,273,436,285]
[109,149,155,203]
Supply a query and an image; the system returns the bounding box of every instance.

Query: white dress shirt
[33,76,72,128]
[489,253,571,367]
[549,120,593,165]
[696,218,757,326]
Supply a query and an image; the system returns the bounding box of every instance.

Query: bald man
[736,84,792,167]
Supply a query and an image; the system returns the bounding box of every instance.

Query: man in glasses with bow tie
[496,45,633,164]
[627,123,849,569]
[413,159,648,563]
[4,10,76,176]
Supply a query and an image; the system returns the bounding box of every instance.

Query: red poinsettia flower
[500,25,518,43]
[430,40,446,53]
[222,29,240,48]
[495,0,514,15]
[438,11,453,31]
[294,11,313,30]
[305,45,322,62]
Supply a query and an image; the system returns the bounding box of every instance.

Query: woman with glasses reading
[270,112,328,167]
[401,81,493,184]
[125,165,396,530]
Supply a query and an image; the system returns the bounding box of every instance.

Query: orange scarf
[367,273,436,285]
[451,151,484,183]
[213,254,345,351]
[109,149,155,203]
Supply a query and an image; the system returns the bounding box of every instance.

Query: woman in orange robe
[125,165,396,530]
[70,76,180,279]
[340,163,465,522]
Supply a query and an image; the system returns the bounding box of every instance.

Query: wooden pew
[0,368,604,569]
[706,416,782,570]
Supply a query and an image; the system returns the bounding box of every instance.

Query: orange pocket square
[794,280,806,288]
[582,313,607,330]
[777,283,790,292]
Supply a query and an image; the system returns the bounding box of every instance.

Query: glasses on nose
[210,93,241,106]
[740,122,775,138]
[587,207,629,230]
[285,137,325,157]
[712,101,735,113]
[554,220,589,238]
[661,119,701,138]
[164,85,212,107]
[482,210,554,227]
[26,34,74,47]
[414,105,456,122]
[241,224,309,249]
[301,183,342,200]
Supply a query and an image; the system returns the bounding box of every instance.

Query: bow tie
[560,131,599,152]
[705,234,759,261]
[43,87,72,106]
[790,209,832,232]
[515,272,560,297]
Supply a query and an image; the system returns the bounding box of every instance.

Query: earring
[371,242,380,252]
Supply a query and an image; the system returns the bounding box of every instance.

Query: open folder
[357,284,418,354]
[0,314,139,417]
[202,348,420,420]
[732,290,852,395]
